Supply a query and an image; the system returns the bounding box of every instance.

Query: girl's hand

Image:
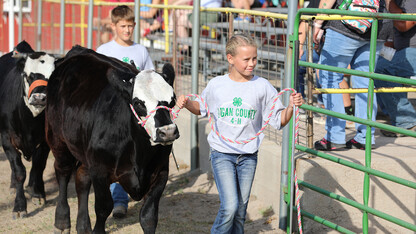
[176,95,189,109]
[290,93,304,107]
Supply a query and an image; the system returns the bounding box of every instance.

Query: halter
[129,104,180,136]
[28,79,48,98]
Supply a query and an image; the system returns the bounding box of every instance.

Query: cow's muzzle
[154,124,179,143]
[28,93,46,106]
[28,79,48,106]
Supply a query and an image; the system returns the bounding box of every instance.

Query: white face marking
[22,54,55,117]
[132,70,175,143]
[23,54,55,80]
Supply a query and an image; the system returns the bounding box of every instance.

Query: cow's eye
[132,98,147,116]
[40,60,45,64]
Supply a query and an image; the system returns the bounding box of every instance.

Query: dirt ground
[0,147,284,234]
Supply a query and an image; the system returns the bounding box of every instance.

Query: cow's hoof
[12,211,28,219]
[54,227,70,234]
[32,197,46,206]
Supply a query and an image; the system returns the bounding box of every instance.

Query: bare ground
[0,148,283,234]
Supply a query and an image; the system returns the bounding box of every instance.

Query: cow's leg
[27,141,49,206]
[1,133,28,219]
[1,134,17,194]
[75,164,92,233]
[53,148,77,234]
[139,162,169,234]
[91,172,113,234]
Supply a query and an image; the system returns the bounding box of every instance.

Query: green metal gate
[286,8,416,233]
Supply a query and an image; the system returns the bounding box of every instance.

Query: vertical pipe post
[362,18,378,234]
[18,0,22,43]
[9,0,15,51]
[289,39,300,234]
[306,21,313,148]
[279,0,298,231]
[87,0,94,48]
[60,0,65,54]
[164,0,169,53]
[134,0,140,43]
[172,10,177,78]
[190,0,201,171]
[37,0,42,50]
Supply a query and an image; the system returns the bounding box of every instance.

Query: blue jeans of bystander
[210,150,258,234]
[297,48,321,99]
[319,29,382,145]
[110,183,129,208]
[375,47,416,129]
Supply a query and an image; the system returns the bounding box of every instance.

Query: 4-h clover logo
[233,97,242,107]
[122,57,130,63]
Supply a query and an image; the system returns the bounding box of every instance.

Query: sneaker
[314,138,345,151]
[112,205,127,218]
[346,139,375,150]
[380,125,416,137]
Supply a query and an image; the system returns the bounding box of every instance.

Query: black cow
[45,46,179,233]
[0,41,56,218]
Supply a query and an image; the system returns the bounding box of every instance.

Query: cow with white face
[0,41,57,219]
[20,52,56,116]
[45,46,179,233]
[132,69,179,145]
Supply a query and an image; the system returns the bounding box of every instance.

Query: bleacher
[146,12,288,83]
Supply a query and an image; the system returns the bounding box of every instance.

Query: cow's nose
[29,93,47,106]
[154,124,179,142]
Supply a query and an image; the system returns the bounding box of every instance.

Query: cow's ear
[162,63,175,87]
[14,40,34,53]
[13,53,28,72]
[107,68,134,100]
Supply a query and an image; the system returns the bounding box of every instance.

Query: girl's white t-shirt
[198,74,285,154]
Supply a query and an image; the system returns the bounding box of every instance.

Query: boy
[96,5,154,218]
[97,5,154,71]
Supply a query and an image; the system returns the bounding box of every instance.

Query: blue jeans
[110,183,129,208]
[319,29,382,145]
[298,48,321,102]
[375,47,416,129]
[210,150,258,234]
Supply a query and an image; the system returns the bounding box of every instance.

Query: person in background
[176,32,303,233]
[173,0,223,53]
[230,0,263,22]
[140,0,164,37]
[96,5,154,218]
[375,0,416,137]
[313,0,391,151]
[297,0,353,126]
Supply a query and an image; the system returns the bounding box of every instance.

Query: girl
[177,32,303,233]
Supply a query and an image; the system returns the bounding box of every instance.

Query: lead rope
[130,88,303,232]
